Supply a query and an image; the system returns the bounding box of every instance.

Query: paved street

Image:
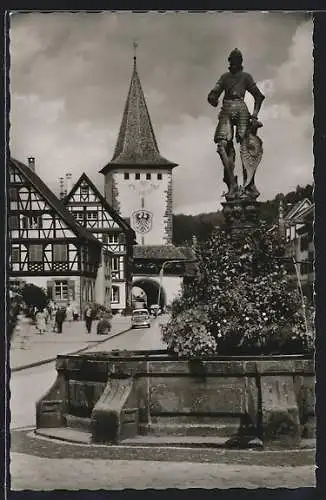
[11,452,315,489]
[87,314,168,352]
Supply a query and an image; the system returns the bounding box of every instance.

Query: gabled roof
[295,203,314,224]
[100,56,178,174]
[133,245,196,261]
[10,158,101,247]
[63,172,136,243]
[284,198,312,222]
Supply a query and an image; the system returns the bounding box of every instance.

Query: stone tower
[99,51,178,246]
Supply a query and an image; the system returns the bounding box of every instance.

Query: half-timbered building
[8,158,103,314]
[64,173,136,312]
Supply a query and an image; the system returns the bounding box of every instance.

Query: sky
[9,11,313,215]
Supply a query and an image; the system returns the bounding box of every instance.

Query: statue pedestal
[222,199,261,231]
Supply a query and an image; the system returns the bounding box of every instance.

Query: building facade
[8,158,102,314]
[64,173,136,312]
[283,199,314,302]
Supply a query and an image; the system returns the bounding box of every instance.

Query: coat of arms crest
[132,210,153,234]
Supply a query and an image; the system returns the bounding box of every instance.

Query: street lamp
[157,259,196,310]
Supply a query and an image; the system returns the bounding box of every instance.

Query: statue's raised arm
[208,48,265,201]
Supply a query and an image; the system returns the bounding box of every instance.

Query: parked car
[131,309,151,329]
[150,304,161,317]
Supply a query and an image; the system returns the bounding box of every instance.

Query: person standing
[35,309,46,334]
[72,304,79,321]
[84,304,94,334]
[55,307,66,334]
[65,303,73,327]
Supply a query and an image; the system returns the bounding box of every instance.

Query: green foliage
[91,302,112,319]
[161,306,217,358]
[163,224,314,356]
[21,283,49,312]
[172,212,224,245]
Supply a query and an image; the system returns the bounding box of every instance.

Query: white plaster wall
[112,169,171,245]
[111,282,126,311]
[95,263,105,306]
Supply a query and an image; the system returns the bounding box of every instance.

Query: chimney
[65,173,72,196]
[59,177,65,200]
[27,156,35,172]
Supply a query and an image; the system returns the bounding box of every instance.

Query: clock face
[132,210,153,234]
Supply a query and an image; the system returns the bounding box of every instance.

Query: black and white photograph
[8,11,315,490]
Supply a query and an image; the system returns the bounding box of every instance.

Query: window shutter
[9,188,18,201]
[47,280,53,299]
[68,280,75,300]
[53,244,68,262]
[29,244,42,262]
[8,215,19,230]
[11,246,20,263]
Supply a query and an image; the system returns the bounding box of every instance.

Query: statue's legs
[217,139,238,198]
[214,106,239,199]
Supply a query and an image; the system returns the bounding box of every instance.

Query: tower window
[124,173,129,180]
[157,173,162,180]
[146,173,151,180]
[135,173,140,180]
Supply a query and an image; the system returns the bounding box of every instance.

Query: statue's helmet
[228,48,243,65]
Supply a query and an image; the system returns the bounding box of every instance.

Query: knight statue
[208,48,265,201]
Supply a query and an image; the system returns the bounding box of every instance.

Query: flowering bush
[161,306,217,358]
[162,223,314,356]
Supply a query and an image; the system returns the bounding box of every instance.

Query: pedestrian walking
[65,303,73,327]
[35,309,47,334]
[48,300,55,321]
[43,307,49,328]
[84,304,94,334]
[55,307,66,334]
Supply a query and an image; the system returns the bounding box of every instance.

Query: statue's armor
[211,71,258,144]
[214,99,250,143]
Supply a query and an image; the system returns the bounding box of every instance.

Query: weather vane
[133,40,138,61]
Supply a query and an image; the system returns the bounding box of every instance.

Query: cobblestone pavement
[11,451,315,490]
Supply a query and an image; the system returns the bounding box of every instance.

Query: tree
[21,283,49,313]
[162,223,314,356]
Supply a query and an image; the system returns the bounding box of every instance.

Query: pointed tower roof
[100,47,178,173]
